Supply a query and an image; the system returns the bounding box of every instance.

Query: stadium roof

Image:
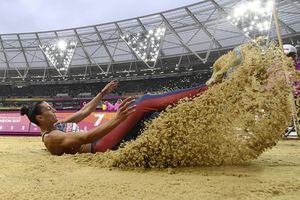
[0,0,300,83]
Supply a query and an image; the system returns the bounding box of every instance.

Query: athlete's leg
[92,84,208,152]
[112,111,161,150]
[132,84,208,111]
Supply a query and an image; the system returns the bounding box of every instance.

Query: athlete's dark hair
[20,101,44,126]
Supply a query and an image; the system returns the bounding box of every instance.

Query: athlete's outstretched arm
[60,80,119,123]
[45,97,135,155]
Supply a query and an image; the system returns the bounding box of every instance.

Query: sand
[85,44,293,168]
[0,136,299,200]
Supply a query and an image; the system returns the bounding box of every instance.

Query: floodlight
[227,0,274,39]
[121,25,166,66]
[57,40,67,51]
[40,38,77,77]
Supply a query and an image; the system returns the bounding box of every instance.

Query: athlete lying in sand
[20,80,207,155]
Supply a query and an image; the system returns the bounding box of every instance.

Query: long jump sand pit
[0,136,299,200]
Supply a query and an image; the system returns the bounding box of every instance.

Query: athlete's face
[37,102,58,125]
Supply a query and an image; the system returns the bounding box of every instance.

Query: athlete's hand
[115,97,136,122]
[101,80,119,95]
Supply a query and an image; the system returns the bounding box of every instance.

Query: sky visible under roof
[0,0,200,34]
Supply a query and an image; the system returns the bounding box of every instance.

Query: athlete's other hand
[115,97,136,122]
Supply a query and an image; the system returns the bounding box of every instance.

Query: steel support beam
[36,33,52,80]
[0,35,11,70]
[160,13,206,62]
[185,7,222,48]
